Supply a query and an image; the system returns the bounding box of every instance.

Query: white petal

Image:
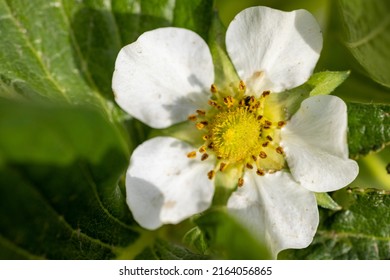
[282,95,359,192]
[227,171,318,258]
[113,27,214,129]
[126,137,215,230]
[226,7,322,93]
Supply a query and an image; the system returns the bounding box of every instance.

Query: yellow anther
[210,84,218,93]
[223,96,235,108]
[239,80,246,92]
[196,122,205,130]
[187,151,197,158]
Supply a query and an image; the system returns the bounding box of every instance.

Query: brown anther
[276,146,284,154]
[265,120,272,126]
[256,169,265,176]
[199,146,206,153]
[210,84,217,93]
[196,122,205,130]
[188,114,197,121]
[208,142,214,149]
[278,121,286,127]
[219,162,227,172]
[196,109,206,116]
[262,141,269,147]
[239,80,246,91]
[266,135,273,141]
[207,170,215,180]
[239,99,245,106]
[259,151,267,159]
[263,125,271,129]
[208,100,218,107]
[200,121,208,126]
[244,96,252,106]
[187,151,196,158]
[262,90,270,97]
[251,155,257,161]
[202,135,209,140]
[238,177,244,187]
[246,163,253,169]
[257,115,263,120]
[201,153,209,161]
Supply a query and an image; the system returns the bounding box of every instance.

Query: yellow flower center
[211,107,260,163]
[187,81,287,187]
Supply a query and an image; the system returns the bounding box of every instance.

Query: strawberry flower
[112,6,358,257]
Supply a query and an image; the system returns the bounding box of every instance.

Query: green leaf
[347,102,390,158]
[308,71,350,96]
[173,0,213,41]
[338,0,390,88]
[280,188,390,259]
[196,209,271,259]
[0,0,215,114]
[315,193,342,211]
[0,99,144,259]
[183,227,209,254]
[207,12,239,86]
[135,239,209,260]
[266,71,349,118]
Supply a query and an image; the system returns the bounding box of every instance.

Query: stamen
[196,109,206,116]
[202,135,209,140]
[238,177,244,187]
[199,146,206,153]
[201,153,209,161]
[262,141,269,147]
[276,146,284,155]
[210,84,217,93]
[187,151,197,158]
[208,100,218,107]
[246,163,253,169]
[188,114,197,121]
[239,80,246,92]
[251,155,257,161]
[257,115,263,120]
[219,162,227,172]
[262,90,270,97]
[223,96,234,108]
[259,151,267,159]
[278,121,286,128]
[207,170,215,180]
[196,122,206,130]
[265,120,272,126]
[266,135,273,141]
[256,169,265,176]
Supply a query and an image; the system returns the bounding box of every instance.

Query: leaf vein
[345,14,390,48]
[3,0,70,102]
